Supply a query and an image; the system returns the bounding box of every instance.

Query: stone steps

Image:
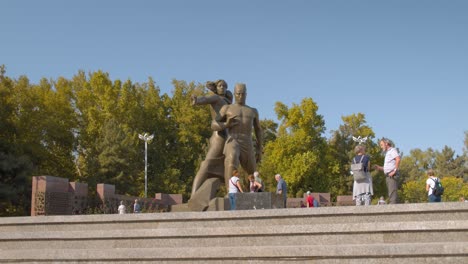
[1,220,465,249]
[1,243,467,263]
[0,202,467,263]
[1,203,466,232]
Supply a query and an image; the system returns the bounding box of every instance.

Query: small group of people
[355,137,445,205]
[118,199,141,214]
[352,137,400,206]
[229,171,290,210]
[228,170,264,210]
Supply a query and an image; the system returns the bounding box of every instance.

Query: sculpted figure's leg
[224,141,240,190]
[191,133,225,196]
[205,132,226,160]
[238,141,256,175]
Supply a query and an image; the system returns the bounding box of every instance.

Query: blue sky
[2,0,467,156]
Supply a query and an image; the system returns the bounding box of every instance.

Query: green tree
[0,67,34,216]
[96,119,139,195]
[401,180,426,203]
[72,71,126,191]
[434,146,465,179]
[156,80,212,199]
[259,98,327,197]
[328,113,381,198]
[399,148,434,182]
[439,176,468,202]
[260,119,278,147]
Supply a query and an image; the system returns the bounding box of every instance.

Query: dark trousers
[386,176,398,204]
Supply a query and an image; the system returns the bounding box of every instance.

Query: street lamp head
[139,133,155,142]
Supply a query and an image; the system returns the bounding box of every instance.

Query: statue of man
[212,83,263,190]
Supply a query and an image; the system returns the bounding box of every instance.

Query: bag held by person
[351,155,367,182]
[432,178,444,196]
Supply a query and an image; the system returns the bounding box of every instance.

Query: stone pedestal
[231,192,285,210]
[187,178,221,211]
[207,197,229,211]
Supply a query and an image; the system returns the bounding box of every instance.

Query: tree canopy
[1,66,467,216]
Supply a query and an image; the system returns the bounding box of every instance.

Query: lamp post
[138,133,154,198]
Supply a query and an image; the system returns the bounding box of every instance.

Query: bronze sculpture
[190,80,232,196]
[212,83,263,190]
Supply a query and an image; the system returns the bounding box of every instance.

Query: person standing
[352,145,373,206]
[377,196,387,205]
[275,174,288,208]
[248,174,262,192]
[118,201,126,214]
[212,83,263,191]
[374,138,401,204]
[306,191,315,208]
[228,170,243,210]
[133,199,141,213]
[425,169,442,203]
[253,171,264,192]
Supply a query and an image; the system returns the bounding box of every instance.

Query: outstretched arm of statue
[191,94,218,106]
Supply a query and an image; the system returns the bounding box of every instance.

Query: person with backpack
[351,145,373,206]
[425,169,442,202]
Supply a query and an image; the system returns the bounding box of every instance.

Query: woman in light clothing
[118,201,126,214]
[352,145,373,206]
[228,170,243,210]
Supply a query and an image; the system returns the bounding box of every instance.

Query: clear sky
[2,0,467,156]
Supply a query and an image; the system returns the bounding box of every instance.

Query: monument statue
[212,83,263,190]
[188,80,232,210]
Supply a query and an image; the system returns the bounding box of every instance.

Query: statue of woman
[190,79,232,196]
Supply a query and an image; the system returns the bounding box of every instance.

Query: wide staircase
[0,202,467,263]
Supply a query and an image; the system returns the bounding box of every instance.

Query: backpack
[351,155,367,182]
[431,178,444,196]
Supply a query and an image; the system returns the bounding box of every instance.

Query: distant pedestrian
[253,171,264,192]
[306,191,315,208]
[133,199,141,213]
[275,174,288,208]
[377,196,386,205]
[374,138,400,204]
[352,145,373,206]
[425,169,442,203]
[228,170,243,210]
[248,174,262,192]
[118,201,126,214]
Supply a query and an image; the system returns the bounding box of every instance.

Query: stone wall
[31,176,182,216]
[31,176,87,216]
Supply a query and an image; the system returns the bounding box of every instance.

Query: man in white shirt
[374,138,400,204]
